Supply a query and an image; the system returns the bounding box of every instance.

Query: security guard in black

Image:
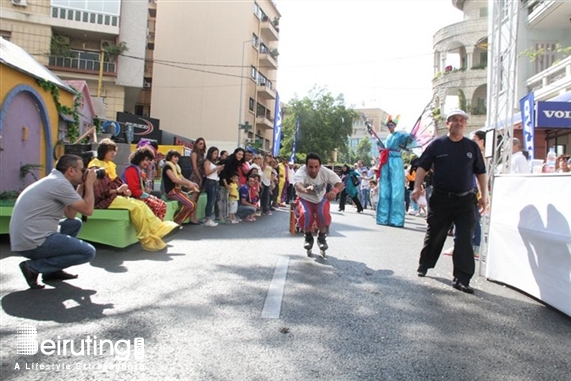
[415,134,486,292]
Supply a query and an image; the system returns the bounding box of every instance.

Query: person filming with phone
[9,154,97,289]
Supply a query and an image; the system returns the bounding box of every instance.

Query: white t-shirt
[510,151,529,174]
[293,165,341,204]
[205,160,219,181]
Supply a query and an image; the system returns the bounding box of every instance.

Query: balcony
[526,55,571,101]
[257,82,276,100]
[259,52,278,70]
[256,113,274,130]
[526,0,570,30]
[260,18,279,42]
[432,68,487,89]
[48,56,116,75]
[51,6,119,28]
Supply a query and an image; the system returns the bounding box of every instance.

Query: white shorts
[228,200,238,214]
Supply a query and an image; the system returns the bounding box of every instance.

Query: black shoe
[19,261,44,289]
[317,234,328,251]
[417,265,427,277]
[452,279,474,294]
[43,270,78,281]
[303,235,314,250]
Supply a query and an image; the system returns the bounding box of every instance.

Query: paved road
[1,204,570,380]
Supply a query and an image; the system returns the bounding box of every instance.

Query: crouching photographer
[9,154,97,289]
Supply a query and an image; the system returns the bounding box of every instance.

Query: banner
[289,117,299,163]
[519,92,535,160]
[272,92,282,157]
[536,101,571,129]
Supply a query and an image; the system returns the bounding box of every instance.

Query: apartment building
[0,0,147,127]
[432,0,489,135]
[348,108,389,160]
[149,1,280,153]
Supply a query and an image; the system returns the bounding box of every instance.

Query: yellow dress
[90,159,178,251]
[108,196,178,251]
[278,162,287,203]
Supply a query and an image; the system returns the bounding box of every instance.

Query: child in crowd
[416,185,427,216]
[228,173,240,224]
[369,179,378,211]
[360,169,370,209]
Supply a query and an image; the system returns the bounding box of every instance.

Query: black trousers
[338,190,363,212]
[261,184,271,213]
[418,190,476,284]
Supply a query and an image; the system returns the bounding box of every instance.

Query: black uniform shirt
[418,135,486,193]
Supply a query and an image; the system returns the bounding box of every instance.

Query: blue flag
[520,92,535,162]
[272,93,282,157]
[289,117,300,163]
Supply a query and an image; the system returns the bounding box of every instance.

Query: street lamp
[237,39,252,147]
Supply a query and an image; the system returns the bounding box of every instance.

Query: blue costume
[376,116,412,227]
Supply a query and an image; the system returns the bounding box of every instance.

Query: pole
[237,40,250,147]
[97,50,105,97]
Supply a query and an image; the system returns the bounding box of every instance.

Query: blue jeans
[18,218,96,274]
[204,179,219,220]
[237,205,256,219]
[360,188,370,208]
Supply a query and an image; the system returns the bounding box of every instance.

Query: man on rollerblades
[293,153,344,257]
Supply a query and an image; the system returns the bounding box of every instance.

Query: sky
[276,0,464,129]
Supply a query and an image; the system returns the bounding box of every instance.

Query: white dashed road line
[261,255,290,319]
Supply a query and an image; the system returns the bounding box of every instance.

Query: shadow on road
[1,282,113,322]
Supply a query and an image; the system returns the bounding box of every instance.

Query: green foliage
[356,138,373,168]
[401,152,418,166]
[278,86,358,164]
[50,35,71,57]
[20,164,42,181]
[103,41,128,62]
[37,79,81,142]
[337,145,357,166]
[518,43,571,62]
[0,190,20,200]
[458,90,466,112]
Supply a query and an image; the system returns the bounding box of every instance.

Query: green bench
[0,193,207,248]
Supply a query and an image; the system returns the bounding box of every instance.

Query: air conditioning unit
[143,82,151,89]
[100,39,114,50]
[12,0,27,6]
[244,138,252,144]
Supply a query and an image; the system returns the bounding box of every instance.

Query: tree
[279,87,358,163]
[356,137,373,168]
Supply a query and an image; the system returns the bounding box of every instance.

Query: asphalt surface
[1,203,570,381]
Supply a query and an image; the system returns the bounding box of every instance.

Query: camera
[94,168,106,179]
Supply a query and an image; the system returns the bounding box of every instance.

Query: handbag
[350,175,359,187]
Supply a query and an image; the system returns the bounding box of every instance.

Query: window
[0,30,11,41]
[479,7,488,18]
[252,34,258,48]
[256,103,266,118]
[250,66,257,79]
[480,52,488,67]
[249,98,255,112]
